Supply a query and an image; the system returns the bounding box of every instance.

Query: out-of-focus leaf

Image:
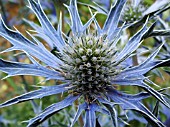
[0,115,15,125]
[165,70,170,75]
[78,1,108,15]
[93,0,110,10]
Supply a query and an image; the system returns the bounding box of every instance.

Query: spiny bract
[0,0,170,127]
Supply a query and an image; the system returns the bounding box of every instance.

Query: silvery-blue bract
[0,0,170,127]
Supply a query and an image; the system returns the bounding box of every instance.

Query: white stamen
[76,58,81,63]
[92,57,97,62]
[79,65,83,70]
[87,49,92,55]
[82,56,87,61]
[88,40,93,45]
[79,48,84,53]
[95,49,100,54]
[87,63,91,67]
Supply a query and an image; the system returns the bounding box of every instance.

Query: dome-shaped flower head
[122,0,170,24]
[122,0,145,23]
[0,0,170,126]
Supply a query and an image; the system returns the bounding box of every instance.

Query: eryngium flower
[122,0,145,23]
[0,0,169,126]
[122,0,170,23]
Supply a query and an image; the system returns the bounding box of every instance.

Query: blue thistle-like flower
[122,0,170,24]
[122,0,145,23]
[0,0,170,127]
